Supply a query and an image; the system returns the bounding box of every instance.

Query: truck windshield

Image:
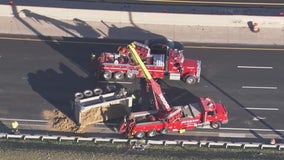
[170,49,184,64]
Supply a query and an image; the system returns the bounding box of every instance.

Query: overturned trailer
[73,88,133,126]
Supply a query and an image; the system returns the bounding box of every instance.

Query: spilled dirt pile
[43,109,88,133]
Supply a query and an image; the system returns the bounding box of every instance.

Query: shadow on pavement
[9,4,166,133]
[201,75,284,139]
[0,121,11,133]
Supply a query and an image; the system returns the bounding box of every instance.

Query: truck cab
[145,39,201,85]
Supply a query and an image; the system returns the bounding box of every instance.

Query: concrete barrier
[0,5,283,28]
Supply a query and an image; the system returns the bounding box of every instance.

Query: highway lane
[0,37,283,139]
[169,44,284,131]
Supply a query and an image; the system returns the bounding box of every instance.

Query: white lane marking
[245,107,279,111]
[221,127,284,132]
[242,86,278,90]
[98,81,133,84]
[237,66,273,69]
[0,118,48,123]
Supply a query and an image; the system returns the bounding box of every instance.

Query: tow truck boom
[128,42,172,112]
[119,42,228,139]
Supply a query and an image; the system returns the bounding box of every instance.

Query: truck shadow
[27,63,94,121]
[9,4,165,124]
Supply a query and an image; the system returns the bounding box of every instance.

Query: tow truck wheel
[126,71,135,79]
[147,130,157,137]
[211,121,221,129]
[135,131,145,139]
[160,128,169,135]
[185,76,197,85]
[114,71,124,80]
[103,71,112,80]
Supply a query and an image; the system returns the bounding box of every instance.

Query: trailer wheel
[160,128,169,135]
[185,76,197,85]
[103,71,112,80]
[135,131,145,139]
[211,121,221,129]
[74,92,84,99]
[93,88,103,95]
[114,71,124,80]
[83,90,93,97]
[126,71,135,79]
[147,130,157,137]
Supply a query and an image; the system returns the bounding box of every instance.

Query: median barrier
[260,144,278,150]
[58,136,77,142]
[198,141,207,147]
[5,134,23,139]
[242,143,261,149]
[180,140,199,147]
[146,140,164,145]
[76,137,94,142]
[1,133,283,150]
[111,138,129,143]
[0,133,6,138]
[93,137,112,143]
[207,141,226,148]
[224,142,243,148]
[40,135,58,141]
[22,135,41,140]
[162,140,180,146]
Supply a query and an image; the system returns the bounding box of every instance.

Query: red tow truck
[92,39,201,85]
[119,42,228,139]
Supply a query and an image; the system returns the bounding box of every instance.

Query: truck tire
[114,71,124,80]
[103,71,112,80]
[185,76,197,85]
[135,131,145,139]
[160,128,169,135]
[211,121,221,129]
[147,130,157,137]
[83,90,93,97]
[93,88,103,95]
[74,92,84,99]
[126,71,135,79]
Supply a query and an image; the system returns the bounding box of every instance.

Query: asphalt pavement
[1,0,284,144]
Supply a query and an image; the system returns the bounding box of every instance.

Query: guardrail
[1,133,283,151]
